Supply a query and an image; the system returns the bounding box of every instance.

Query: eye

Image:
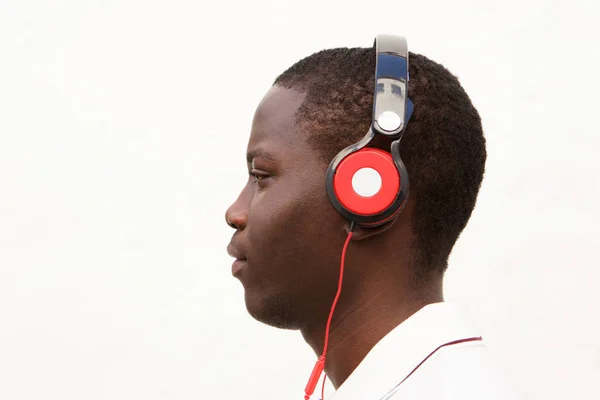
[250,170,269,184]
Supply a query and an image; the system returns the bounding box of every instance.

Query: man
[225,37,515,399]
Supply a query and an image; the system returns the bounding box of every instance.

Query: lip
[227,242,247,276]
[232,259,247,276]
[227,242,246,260]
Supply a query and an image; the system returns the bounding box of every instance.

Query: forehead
[247,85,309,160]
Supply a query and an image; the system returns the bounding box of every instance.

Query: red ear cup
[332,148,400,216]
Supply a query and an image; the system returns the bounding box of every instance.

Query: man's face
[225,85,347,330]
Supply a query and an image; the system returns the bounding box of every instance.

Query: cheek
[253,171,340,232]
[248,181,318,247]
[246,176,343,278]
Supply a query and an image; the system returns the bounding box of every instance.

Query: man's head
[225,46,485,330]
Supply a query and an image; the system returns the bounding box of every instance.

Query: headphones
[325,34,414,228]
[305,35,415,400]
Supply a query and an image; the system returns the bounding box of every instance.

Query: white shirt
[329,302,519,400]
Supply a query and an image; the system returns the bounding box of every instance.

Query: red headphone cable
[303,222,355,400]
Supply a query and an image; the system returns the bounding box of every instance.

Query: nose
[225,194,248,231]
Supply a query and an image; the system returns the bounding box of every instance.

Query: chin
[244,290,302,330]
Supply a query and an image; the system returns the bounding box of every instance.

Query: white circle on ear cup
[378,111,402,131]
[351,167,382,197]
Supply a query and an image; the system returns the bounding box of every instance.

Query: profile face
[225,85,347,330]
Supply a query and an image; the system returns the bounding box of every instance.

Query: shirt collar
[329,301,482,400]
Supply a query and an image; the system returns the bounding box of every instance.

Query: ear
[345,216,399,241]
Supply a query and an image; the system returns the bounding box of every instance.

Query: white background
[1,1,599,399]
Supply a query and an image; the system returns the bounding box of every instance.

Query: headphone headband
[372,35,413,138]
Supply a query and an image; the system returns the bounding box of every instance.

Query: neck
[300,270,443,389]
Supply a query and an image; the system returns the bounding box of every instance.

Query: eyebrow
[246,149,276,165]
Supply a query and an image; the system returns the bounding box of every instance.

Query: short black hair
[273,46,486,274]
